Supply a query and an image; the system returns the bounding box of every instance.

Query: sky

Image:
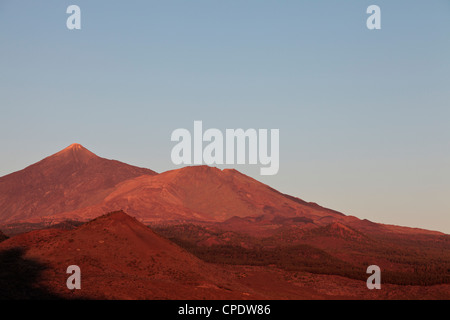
[0,0,449,233]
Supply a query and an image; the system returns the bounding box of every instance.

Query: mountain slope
[54,166,443,237]
[49,165,349,225]
[0,211,250,299]
[0,144,156,224]
[0,146,443,238]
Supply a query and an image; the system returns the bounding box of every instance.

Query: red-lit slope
[0,144,156,224]
[0,211,249,299]
[55,165,347,225]
[0,146,442,237]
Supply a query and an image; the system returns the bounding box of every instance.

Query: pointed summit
[67,143,83,148]
[52,143,98,163]
[87,210,137,226]
[64,143,85,151]
[0,145,156,224]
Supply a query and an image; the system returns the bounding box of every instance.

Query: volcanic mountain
[0,144,155,224]
[54,165,351,227]
[0,211,252,299]
[0,144,443,238]
[0,145,449,299]
[0,144,348,226]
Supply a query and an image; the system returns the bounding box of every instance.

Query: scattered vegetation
[155,224,450,286]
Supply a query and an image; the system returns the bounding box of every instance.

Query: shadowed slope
[0,230,8,242]
[0,248,62,299]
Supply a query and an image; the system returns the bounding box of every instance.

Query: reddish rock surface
[0,144,155,224]
[0,144,448,299]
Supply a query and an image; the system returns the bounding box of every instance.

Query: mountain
[0,146,448,299]
[42,165,350,226]
[0,144,156,224]
[52,166,440,237]
[0,211,251,299]
[0,145,443,239]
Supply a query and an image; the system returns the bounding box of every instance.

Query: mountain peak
[52,143,98,162]
[89,210,135,224]
[0,145,156,224]
[78,210,149,233]
[59,143,93,154]
[66,143,84,150]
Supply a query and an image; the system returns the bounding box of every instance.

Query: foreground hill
[0,211,252,299]
[0,211,448,300]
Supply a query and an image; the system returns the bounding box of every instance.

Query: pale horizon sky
[1,1,449,233]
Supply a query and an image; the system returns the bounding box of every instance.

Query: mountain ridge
[0,144,445,237]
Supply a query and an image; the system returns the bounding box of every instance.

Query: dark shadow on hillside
[0,248,63,300]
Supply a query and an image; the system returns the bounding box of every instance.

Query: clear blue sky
[1,1,449,233]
